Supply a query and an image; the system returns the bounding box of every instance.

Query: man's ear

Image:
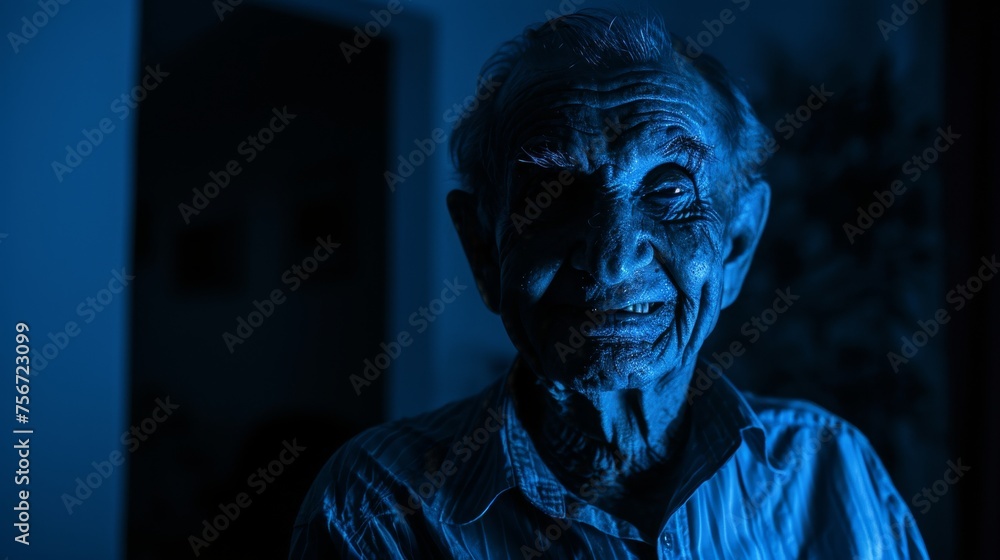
[721,179,770,308]
[446,189,502,314]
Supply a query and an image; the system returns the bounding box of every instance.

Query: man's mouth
[575,299,673,341]
[603,301,665,315]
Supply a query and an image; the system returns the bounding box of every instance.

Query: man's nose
[570,200,654,285]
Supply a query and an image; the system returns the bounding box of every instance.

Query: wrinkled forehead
[495,61,722,173]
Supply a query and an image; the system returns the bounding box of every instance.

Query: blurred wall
[0,1,137,558]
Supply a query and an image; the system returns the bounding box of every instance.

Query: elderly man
[291,10,928,559]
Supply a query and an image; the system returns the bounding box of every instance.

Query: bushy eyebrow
[655,134,713,174]
[517,144,579,170]
[516,133,713,174]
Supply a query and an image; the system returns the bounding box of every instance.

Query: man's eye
[641,176,693,216]
[645,185,684,201]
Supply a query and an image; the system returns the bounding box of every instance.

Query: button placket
[660,532,675,550]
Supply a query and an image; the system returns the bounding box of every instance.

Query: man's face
[492,64,736,395]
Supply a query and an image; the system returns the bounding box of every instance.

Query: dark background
[0,0,995,558]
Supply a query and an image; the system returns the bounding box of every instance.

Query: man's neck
[514,359,696,496]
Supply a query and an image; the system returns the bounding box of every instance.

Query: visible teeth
[621,303,652,314]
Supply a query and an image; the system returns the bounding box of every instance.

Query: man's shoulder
[743,392,856,439]
[737,391,881,472]
[335,391,487,473]
[737,390,900,503]
[296,381,504,528]
[728,391,929,558]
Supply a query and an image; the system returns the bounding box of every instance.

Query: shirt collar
[430,356,783,525]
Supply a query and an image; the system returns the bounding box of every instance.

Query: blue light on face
[490,68,743,396]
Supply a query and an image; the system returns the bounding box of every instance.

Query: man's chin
[539,340,677,395]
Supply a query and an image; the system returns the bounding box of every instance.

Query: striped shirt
[290,360,928,559]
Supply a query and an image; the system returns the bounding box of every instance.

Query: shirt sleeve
[290,510,423,560]
[853,431,931,560]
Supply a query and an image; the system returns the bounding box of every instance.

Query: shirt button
[661,532,675,550]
